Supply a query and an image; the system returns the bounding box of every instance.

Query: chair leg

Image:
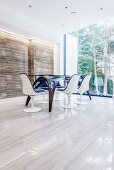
[24,96,42,113]
[31,96,34,108]
[38,92,48,103]
[42,92,48,103]
[54,91,61,101]
[61,95,74,109]
[67,95,71,106]
[25,95,31,106]
[75,93,90,105]
[87,91,92,100]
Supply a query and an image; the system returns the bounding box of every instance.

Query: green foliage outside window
[72,21,114,96]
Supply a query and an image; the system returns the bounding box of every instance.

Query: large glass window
[70,20,114,97]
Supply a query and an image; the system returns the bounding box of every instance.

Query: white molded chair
[58,74,80,109]
[75,75,91,104]
[20,73,44,113]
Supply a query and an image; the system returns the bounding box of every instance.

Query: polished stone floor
[0,94,114,170]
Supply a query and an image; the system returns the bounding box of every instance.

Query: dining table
[28,74,70,112]
[26,74,92,112]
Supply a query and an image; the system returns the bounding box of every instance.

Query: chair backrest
[33,76,48,89]
[64,74,80,94]
[78,75,91,94]
[20,74,35,96]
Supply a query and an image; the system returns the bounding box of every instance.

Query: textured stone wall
[0,32,28,98]
[0,32,54,99]
[30,40,54,75]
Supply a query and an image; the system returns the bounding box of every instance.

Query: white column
[60,34,65,75]
[66,34,78,75]
[54,44,60,74]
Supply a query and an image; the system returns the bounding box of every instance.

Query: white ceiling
[0,0,114,43]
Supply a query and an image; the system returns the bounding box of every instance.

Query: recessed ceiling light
[71,11,76,15]
[100,7,103,10]
[28,4,32,8]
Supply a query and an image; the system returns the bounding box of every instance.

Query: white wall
[66,34,78,75]
[54,44,60,74]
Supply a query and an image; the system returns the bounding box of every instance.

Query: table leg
[49,87,55,112]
